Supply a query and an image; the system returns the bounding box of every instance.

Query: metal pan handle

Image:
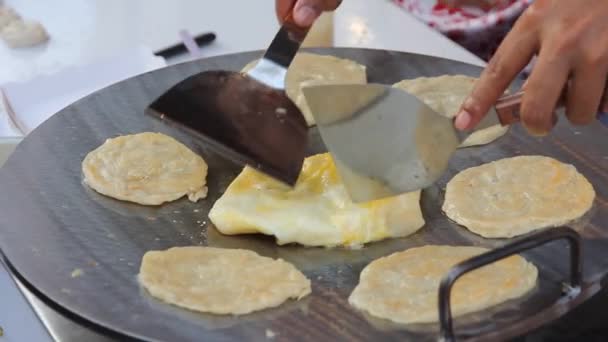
[438,226,583,342]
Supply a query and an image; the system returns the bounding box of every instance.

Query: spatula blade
[303,83,460,202]
[146,70,309,185]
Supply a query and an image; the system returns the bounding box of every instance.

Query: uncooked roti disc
[1,19,49,48]
[82,132,208,205]
[0,6,19,29]
[443,155,595,238]
[209,153,424,248]
[242,52,367,126]
[348,245,538,324]
[139,247,311,315]
[394,75,509,147]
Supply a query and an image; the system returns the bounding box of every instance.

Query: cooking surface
[1,48,608,341]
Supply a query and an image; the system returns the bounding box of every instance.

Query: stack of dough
[0,6,48,48]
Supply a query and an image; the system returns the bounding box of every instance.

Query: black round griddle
[2,48,608,341]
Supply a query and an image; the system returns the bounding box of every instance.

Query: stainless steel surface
[302,84,501,202]
[1,48,608,341]
[146,5,311,186]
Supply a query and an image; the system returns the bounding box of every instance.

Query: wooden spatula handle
[494,87,601,125]
[494,91,524,125]
[495,90,570,125]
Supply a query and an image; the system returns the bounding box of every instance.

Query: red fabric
[393,0,532,61]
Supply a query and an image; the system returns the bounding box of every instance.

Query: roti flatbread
[139,247,311,315]
[394,75,508,147]
[82,132,208,205]
[443,155,595,238]
[348,245,538,324]
[208,153,424,248]
[242,52,367,126]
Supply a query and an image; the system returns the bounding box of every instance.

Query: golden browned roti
[139,247,311,315]
[242,52,367,126]
[208,153,424,248]
[394,75,508,147]
[443,155,595,238]
[82,132,208,205]
[348,245,538,324]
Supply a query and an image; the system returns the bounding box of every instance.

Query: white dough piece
[394,75,509,148]
[82,132,208,206]
[0,6,19,29]
[209,153,425,248]
[139,246,311,315]
[242,52,367,126]
[348,245,538,324]
[443,155,595,238]
[1,19,49,48]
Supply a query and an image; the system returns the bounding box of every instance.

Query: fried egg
[208,153,425,248]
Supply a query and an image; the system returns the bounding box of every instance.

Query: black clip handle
[438,226,583,342]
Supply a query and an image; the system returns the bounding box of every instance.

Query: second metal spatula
[146,4,310,185]
[302,84,524,203]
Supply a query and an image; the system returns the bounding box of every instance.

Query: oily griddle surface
[1,48,608,341]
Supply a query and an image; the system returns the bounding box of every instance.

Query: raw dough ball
[0,6,19,29]
[443,155,595,238]
[139,246,311,315]
[209,153,424,248]
[242,52,367,126]
[394,75,509,148]
[1,19,49,48]
[348,245,538,324]
[82,132,208,205]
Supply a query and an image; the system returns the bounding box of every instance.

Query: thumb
[293,0,328,27]
[276,0,297,23]
[293,0,341,27]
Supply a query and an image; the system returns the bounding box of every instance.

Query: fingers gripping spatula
[302,84,527,203]
[146,5,310,185]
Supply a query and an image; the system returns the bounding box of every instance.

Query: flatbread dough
[394,75,509,147]
[139,247,311,315]
[443,155,595,238]
[209,153,424,248]
[242,52,367,126]
[348,245,538,324]
[82,132,208,205]
[0,6,19,29]
[1,20,48,48]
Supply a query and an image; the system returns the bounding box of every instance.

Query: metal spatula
[146,5,310,185]
[302,84,525,203]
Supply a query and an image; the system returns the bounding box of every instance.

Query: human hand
[275,0,341,27]
[454,0,608,135]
